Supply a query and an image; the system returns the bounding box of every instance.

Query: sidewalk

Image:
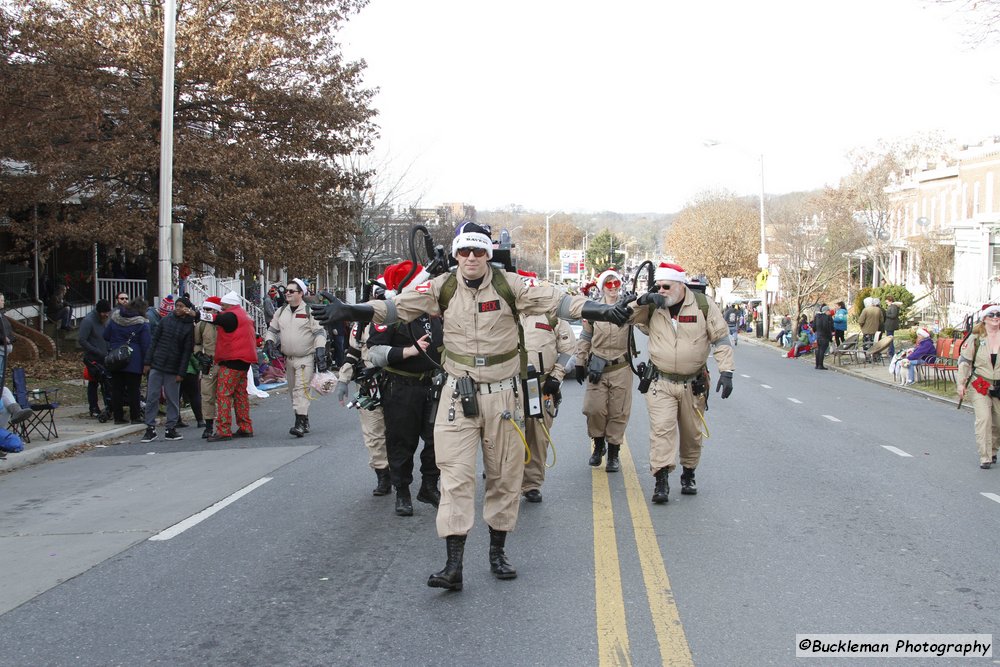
[0,385,289,474]
[737,331,972,412]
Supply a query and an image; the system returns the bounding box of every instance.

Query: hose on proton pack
[399,224,449,291]
[501,410,531,464]
[627,259,656,379]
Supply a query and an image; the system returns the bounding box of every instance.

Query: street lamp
[545,212,558,282]
[704,140,770,338]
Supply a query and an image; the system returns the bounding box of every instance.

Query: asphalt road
[0,340,998,666]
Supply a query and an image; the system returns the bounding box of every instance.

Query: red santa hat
[383,261,423,294]
[597,269,622,289]
[653,262,686,283]
[982,303,1000,317]
[202,296,223,312]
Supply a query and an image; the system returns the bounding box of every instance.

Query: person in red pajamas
[206,291,257,441]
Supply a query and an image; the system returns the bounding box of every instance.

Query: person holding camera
[628,263,735,504]
[263,279,328,438]
[366,261,443,517]
[312,221,633,592]
[958,305,1000,468]
[575,269,633,473]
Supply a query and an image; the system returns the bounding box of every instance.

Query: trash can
[755,320,763,338]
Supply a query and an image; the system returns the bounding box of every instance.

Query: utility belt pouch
[456,375,479,417]
[428,371,447,423]
[522,364,543,418]
[691,367,709,397]
[637,361,657,394]
[587,355,608,384]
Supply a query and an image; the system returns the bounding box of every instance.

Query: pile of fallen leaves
[17,356,89,406]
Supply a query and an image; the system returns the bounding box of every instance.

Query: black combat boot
[289,414,306,438]
[395,486,413,516]
[488,526,517,580]
[588,437,606,467]
[605,444,621,473]
[416,476,441,507]
[652,468,669,504]
[427,535,466,591]
[680,467,697,495]
[201,419,214,439]
[303,416,310,434]
[372,467,391,496]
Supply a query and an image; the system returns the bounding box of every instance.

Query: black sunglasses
[457,247,487,258]
[285,289,300,294]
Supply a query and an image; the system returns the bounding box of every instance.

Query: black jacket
[144,311,195,375]
[812,312,835,341]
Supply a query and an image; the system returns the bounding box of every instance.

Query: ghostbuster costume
[312,222,632,591]
[519,278,576,503]
[957,304,1000,468]
[367,261,444,517]
[629,262,735,503]
[576,269,633,473]
[263,278,328,438]
[337,318,390,496]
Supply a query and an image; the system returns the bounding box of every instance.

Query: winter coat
[857,305,884,335]
[78,309,108,360]
[906,337,936,362]
[812,312,834,341]
[104,309,151,375]
[144,311,195,375]
[884,303,900,333]
[833,308,848,332]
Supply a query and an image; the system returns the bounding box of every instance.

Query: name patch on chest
[478,300,501,313]
[677,315,698,323]
[534,322,553,331]
[294,313,308,319]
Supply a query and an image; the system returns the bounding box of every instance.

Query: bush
[851,284,914,322]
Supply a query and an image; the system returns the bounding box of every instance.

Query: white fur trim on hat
[220,291,241,306]
[290,278,307,294]
[451,232,494,259]
[653,262,686,283]
[915,327,930,338]
[597,269,622,288]
[982,304,1000,317]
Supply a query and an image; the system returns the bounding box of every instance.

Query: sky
[338,0,1000,214]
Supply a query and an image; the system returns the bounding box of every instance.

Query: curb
[737,333,973,413]
[0,422,147,473]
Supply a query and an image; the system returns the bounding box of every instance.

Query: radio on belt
[522,364,543,418]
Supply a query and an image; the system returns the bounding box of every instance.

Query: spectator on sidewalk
[811,305,834,370]
[774,314,793,347]
[833,301,848,347]
[884,296,901,357]
[47,284,74,330]
[858,297,884,344]
[78,300,112,417]
[902,327,935,386]
[176,297,205,430]
[104,298,151,424]
[145,295,174,337]
[140,297,195,443]
[0,291,16,389]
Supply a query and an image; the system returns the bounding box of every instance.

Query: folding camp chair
[11,367,59,443]
[831,333,860,365]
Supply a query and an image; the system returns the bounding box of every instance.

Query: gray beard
[662,293,681,307]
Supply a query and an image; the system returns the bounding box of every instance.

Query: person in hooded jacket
[104,298,152,424]
[140,297,195,442]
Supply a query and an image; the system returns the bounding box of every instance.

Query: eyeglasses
[985,313,1000,319]
[603,280,622,289]
[456,247,488,258]
[285,289,300,294]
[116,296,128,301]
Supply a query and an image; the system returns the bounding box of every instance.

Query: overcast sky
[339,0,1000,214]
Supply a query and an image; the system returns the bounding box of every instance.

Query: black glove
[580,294,636,327]
[575,365,586,385]
[312,291,375,327]
[196,352,213,374]
[314,348,329,374]
[542,376,561,396]
[637,292,667,309]
[715,370,733,399]
[263,340,279,361]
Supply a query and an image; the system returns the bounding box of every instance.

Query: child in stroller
[84,358,113,422]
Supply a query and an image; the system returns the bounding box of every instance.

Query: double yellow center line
[592,438,694,666]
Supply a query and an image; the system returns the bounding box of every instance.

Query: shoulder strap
[693,291,709,319]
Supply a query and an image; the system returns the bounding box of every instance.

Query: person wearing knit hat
[310,219,634,591]
[366,260,444,516]
[139,294,197,444]
[145,294,173,337]
[204,290,258,441]
[857,296,884,344]
[628,260,735,503]
[901,327,934,386]
[959,303,1000,467]
[575,267,633,473]
[263,279,329,438]
[193,297,224,438]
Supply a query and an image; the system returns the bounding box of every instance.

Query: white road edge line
[740,374,751,378]
[981,492,1000,505]
[760,384,773,389]
[822,415,841,422]
[881,445,912,458]
[787,398,802,404]
[149,477,273,541]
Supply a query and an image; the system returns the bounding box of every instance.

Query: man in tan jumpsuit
[313,222,631,591]
[575,269,633,472]
[518,271,576,503]
[629,262,735,504]
[194,296,222,439]
[263,278,328,438]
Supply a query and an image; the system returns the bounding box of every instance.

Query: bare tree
[910,232,956,324]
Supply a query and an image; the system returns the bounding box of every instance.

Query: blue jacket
[104,309,152,375]
[833,308,848,332]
